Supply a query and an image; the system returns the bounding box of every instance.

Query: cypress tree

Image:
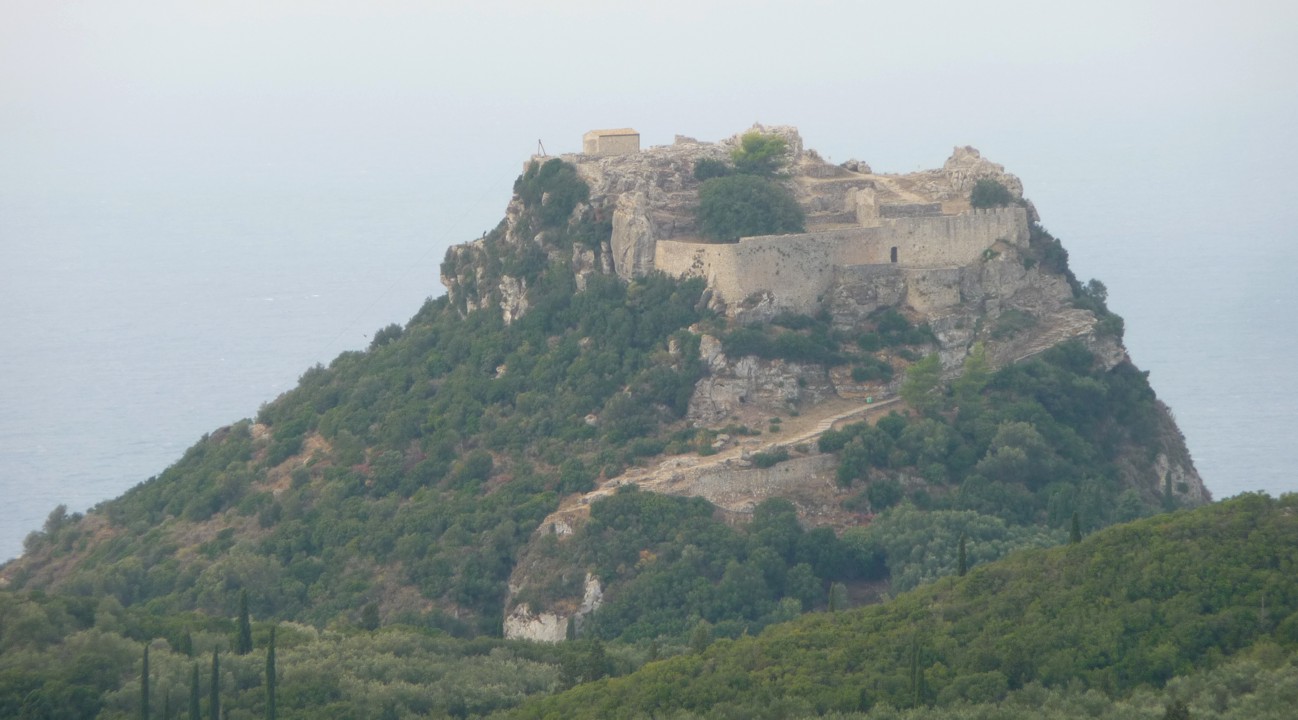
[189,664,200,720]
[210,649,220,720]
[957,533,968,577]
[236,590,253,655]
[141,644,150,720]
[265,627,277,720]
[909,635,925,707]
[1070,511,1082,544]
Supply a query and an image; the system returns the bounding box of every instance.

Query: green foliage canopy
[731,131,790,177]
[697,174,805,242]
[509,494,1298,719]
[970,178,1014,208]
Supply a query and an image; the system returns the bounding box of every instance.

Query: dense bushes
[824,340,1168,557]
[558,491,875,642]
[509,495,1298,719]
[694,131,804,243]
[20,263,709,633]
[697,174,805,242]
[970,178,1014,208]
[514,158,589,229]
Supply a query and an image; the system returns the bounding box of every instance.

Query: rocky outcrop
[941,146,1025,199]
[687,334,836,425]
[610,192,657,280]
[503,572,603,643]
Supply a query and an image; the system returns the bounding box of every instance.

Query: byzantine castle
[555,126,1028,323]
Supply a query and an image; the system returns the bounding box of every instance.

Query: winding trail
[542,396,904,530]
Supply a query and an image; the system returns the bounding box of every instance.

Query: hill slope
[3,127,1206,648]
[507,493,1298,719]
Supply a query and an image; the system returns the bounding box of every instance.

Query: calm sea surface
[2,165,1295,562]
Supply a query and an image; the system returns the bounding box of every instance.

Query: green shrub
[697,175,805,243]
[731,131,790,177]
[991,308,1038,339]
[693,158,732,181]
[751,448,790,468]
[970,178,1014,208]
[514,159,590,228]
[851,356,894,383]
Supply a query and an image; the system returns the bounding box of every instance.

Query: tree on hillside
[235,590,252,655]
[900,353,942,416]
[953,342,990,420]
[141,644,150,720]
[828,582,849,611]
[970,178,1014,208]
[731,131,790,176]
[189,664,200,720]
[209,650,220,720]
[265,627,277,720]
[958,533,968,577]
[697,174,804,242]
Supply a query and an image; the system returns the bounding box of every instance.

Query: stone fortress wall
[654,205,1029,319]
[518,127,1035,323]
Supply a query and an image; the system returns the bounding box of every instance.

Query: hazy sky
[5,1,1295,198]
[1,1,1296,556]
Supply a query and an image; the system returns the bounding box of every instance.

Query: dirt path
[543,396,904,529]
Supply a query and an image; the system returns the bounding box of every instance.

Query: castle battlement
[654,205,1029,321]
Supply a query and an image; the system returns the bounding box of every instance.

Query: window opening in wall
[890,246,898,263]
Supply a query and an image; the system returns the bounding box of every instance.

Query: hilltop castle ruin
[559,126,1032,323]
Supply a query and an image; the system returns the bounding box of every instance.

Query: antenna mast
[537,139,547,157]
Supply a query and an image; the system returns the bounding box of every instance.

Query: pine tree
[1070,511,1082,544]
[236,590,253,655]
[957,533,968,576]
[209,649,220,720]
[265,627,277,720]
[141,644,151,720]
[189,664,200,720]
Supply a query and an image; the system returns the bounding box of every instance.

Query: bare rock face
[503,605,567,643]
[942,146,1025,198]
[687,335,835,425]
[610,191,657,279]
[502,573,603,643]
[498,275,528,325]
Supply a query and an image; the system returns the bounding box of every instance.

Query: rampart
[654,206,1028,319]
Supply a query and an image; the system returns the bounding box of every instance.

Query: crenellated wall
[654,206,1028,319]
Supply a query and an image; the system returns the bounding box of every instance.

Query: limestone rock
[610,192,657,279]
[942,146,1025,198]
[498,275,528,325]
[688,353,833,425]
[502,605,567,643]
